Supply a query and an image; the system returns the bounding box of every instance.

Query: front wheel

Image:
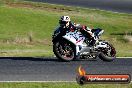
[53,40,76,61]
[99,43,116,62]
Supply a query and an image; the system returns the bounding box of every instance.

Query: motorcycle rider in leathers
[53,16,103,46]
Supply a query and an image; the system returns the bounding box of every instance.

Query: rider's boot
[89,37,96,47]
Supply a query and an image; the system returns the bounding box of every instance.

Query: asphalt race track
[26,0,132,13]
[0,57,132,81]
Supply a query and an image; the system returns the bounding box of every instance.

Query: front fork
[76,45,80,55]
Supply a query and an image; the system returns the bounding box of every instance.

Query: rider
[55,16,102,46]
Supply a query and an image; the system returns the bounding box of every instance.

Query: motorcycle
[52,27,116,61]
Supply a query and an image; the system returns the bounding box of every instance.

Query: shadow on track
[0,57,97,62]
[0,57,60,62]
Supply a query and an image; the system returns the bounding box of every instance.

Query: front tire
[53,40,76,61]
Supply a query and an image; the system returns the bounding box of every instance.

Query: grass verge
[0,82,132,88]
[0,0,132,57]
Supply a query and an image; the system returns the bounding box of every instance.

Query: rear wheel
[53,40,76,61]
[99,43,116,62]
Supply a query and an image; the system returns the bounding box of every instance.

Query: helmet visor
[59,20,68,24]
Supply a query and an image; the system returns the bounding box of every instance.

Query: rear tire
[99,43,116,62]
[99,53,115,62]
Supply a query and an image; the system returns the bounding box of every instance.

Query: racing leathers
[53,22,98,46]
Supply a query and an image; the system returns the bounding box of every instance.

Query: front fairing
[52,26,60,39]
[63,30,85,45]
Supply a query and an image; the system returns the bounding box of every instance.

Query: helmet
[59,16,71,27]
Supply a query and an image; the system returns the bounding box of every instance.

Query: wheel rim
[103,44,116,57]
[56,42,74,60]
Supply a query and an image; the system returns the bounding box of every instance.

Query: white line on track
[0,81,131,83]
[117,57,132,58]
[0,81,76,82]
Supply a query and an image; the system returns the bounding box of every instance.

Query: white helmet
[59,16,71,26]
[60,16,70,21]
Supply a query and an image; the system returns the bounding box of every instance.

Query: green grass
[0,82,132,88]
[0,0,132,57]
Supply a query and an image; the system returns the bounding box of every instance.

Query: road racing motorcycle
[52,28,116,61]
